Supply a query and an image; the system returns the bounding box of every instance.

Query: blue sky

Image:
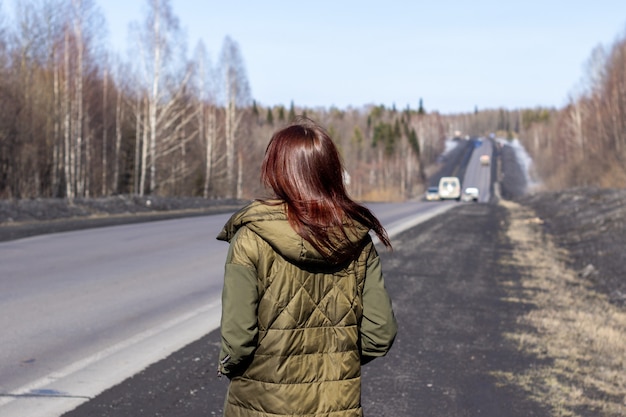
[10,1,626,114]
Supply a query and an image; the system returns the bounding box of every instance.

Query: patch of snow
[498,137,541,190]
[443,139,459,154]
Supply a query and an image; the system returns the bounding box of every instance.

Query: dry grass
[359,187,406,202]
[494,199,626,417]
[598,160,626,189]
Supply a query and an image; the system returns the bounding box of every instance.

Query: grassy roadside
[495,199,626,417]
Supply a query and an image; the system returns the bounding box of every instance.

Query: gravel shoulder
[518,187,626,306]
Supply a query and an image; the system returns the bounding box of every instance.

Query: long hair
[261,117,391,260]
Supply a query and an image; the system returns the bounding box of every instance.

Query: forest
[1,0,625,203]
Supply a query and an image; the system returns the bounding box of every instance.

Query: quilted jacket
[216,200,397,417]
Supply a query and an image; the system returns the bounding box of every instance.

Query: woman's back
[217,118,396,417]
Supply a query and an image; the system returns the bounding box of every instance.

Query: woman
[216,117,397,417]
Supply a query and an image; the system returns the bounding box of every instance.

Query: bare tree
[193,41,219,198]
[101,66,109,195]
[218,36,251,198]
[109,56,129,194]
[0,0,11,197]
[131,0,194,195]
[46,0,105,199]
[2,0,64,198]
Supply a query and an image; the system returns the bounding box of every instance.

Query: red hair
[261,117,391,260]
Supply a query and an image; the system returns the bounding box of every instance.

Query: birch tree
[8,0,65,198]
[218,36,250,198]
[56,0,104,198]
[111,59,129,194]
[0,0,11,197]
[132,0,193,195]
[193,41,219,198]
[101,66,109,195]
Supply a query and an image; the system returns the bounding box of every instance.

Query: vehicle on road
[480,154,490,165]
[425,186,440,201]
[462,187,479,202]
[438,176,461,200]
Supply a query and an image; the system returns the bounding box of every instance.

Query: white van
[438,176,461,200]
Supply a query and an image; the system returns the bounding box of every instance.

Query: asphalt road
[0,215,229,417]
[59,201,550,417]
[461,138,494,202]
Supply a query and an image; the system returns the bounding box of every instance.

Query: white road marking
[374,203,456,244]
[0,299,221,417]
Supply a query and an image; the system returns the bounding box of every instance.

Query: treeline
[2,0,623,203]
[0,0,457,202]
[0,0,255,200]
[514,29,626,189]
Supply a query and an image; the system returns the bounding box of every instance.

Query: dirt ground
[2,143,625,416]
[518,187,626,306]
[498,198,626,416]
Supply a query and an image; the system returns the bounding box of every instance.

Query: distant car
[480,154,490,165]
[438,176,461,200]
[462,187,480,202]
[425,186,440,201]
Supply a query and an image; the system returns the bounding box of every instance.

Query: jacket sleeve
[360,244,397,363]
[218,227,259,378]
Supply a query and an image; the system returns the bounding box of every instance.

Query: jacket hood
[217,200,371,266]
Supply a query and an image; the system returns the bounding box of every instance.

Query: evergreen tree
[252,100,259,119]
[498,109,506,131]
[372,122,396,156]
[417,98,425,115]
[288,100,296,121]
[394,119,401,138]
[408,128,420,156]
[266,108,274,125]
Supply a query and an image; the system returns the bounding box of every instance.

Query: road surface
[461,138,494,203]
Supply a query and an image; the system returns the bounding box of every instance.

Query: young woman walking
[217,117,397,417]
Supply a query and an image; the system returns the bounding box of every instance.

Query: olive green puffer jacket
[216,200,397,417]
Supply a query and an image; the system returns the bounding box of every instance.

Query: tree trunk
[203,106,216,198]
[74,13,84,197]
[113,87,122,194]
[63,29,74,200]
[134,94,142,195]
[236,148,243,199]
[225,86,235,196]
[53,56,61,197]
[140,96,149,196]
[102,70,108,195]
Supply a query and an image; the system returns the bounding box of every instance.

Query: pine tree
[288,100,296,121]
[417,98,425,115]
[266,108,274,125]
[252,100,259,118]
